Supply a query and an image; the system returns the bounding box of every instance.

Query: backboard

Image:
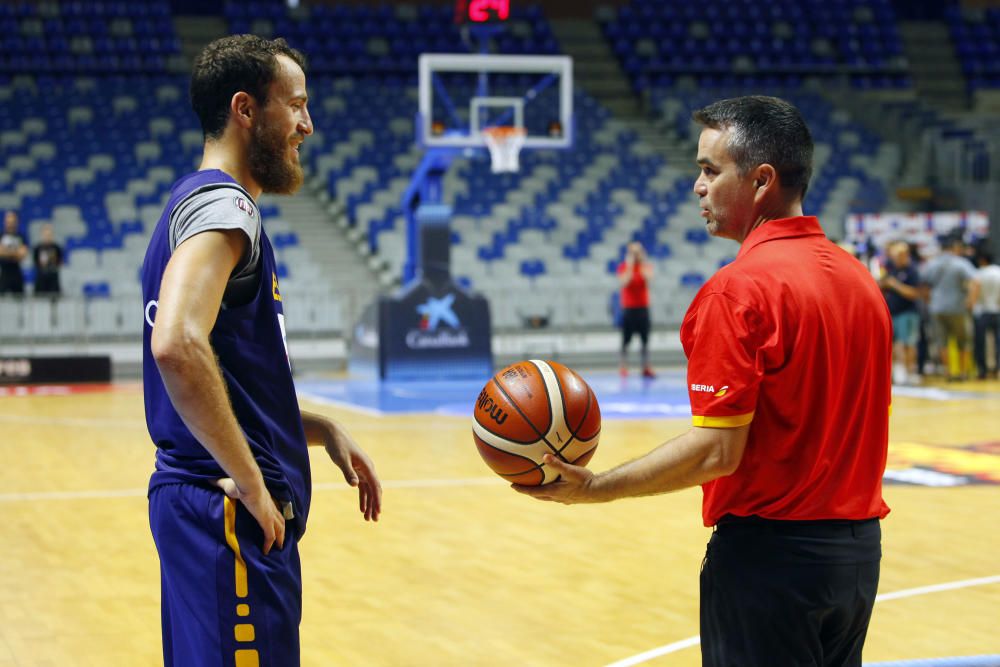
[417,53,573,150]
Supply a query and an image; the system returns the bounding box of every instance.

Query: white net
[483,126,526,173]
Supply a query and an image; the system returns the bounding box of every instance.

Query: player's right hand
[511,454,596,504]
[215,477,286,555]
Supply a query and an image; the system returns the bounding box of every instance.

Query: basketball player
[142,36,381,666]
[516,96,891,666]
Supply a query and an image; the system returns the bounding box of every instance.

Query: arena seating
[1,74,197,303]
[0,66,360,338]
[946,5,1000,93]
[599,0,910,94]
[0,0,921,342]
[225,0,559,74]
[0,0,178,75]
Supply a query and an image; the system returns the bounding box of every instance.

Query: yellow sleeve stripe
[691,412,755,428]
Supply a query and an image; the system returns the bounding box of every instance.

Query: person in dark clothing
[879,240,923,384]
[0,210,27,295]
[32,224,64,296]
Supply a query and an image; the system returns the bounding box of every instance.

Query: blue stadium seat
[520,259,546,279]
[83,281,111,298]
[680,272,706,289]
[271,232,300,249]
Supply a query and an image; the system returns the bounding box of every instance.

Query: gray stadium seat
[85,299,128,337]
[53,300,84,339]
[25,299,54,339]
[0,301,23,339]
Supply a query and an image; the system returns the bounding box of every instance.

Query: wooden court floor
[0,378,998,666]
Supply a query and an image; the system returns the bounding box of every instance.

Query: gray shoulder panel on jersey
[168,183,262,282]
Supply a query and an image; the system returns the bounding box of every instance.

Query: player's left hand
[324,428,382,522]
[512,454,596,504]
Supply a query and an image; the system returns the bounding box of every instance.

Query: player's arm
[617,263,632,287]
[301,410,382,522]
[5,238,28,261]
[150,228,285,553]
[965,277,981,311]
[513,424,750,504]
[882,275,921,301]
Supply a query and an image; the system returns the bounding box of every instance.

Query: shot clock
[454,0,511,24]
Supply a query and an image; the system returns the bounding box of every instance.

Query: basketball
[472,360,601,485]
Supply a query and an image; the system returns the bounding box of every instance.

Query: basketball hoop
[483,126,526,174]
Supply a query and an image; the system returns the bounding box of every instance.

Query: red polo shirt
[617,261,650,308]
[680,216,892,526]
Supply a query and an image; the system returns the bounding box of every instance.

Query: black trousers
[974,312,1000,376]
[621,307,650,349]
[701,515,881,667]
[0,268,23,294]
[34,271,60,295]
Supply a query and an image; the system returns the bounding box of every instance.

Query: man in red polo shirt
[515,96,892,666]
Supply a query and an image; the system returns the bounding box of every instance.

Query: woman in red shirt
[617,241,655,378]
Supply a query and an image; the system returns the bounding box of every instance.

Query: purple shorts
[149,483,302,667]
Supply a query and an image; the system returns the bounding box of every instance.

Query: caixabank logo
[884,440,1000,487]
[406,293,470,350]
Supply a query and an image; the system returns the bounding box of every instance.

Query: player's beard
[248,122,304,195]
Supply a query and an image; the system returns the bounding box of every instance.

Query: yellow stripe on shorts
[223,496,249,599]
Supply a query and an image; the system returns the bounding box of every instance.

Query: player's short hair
[190,35,306,140]
[692,95,814,200]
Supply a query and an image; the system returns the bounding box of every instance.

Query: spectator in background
[921,233,980,380]
[0,210,27,295]
[910,242,933,377]
[617,240,656,378]
[973,247,1000,379]
[32,224,63,297]
[880,240,922,385]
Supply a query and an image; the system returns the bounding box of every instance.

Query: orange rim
[483,126,526,139]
